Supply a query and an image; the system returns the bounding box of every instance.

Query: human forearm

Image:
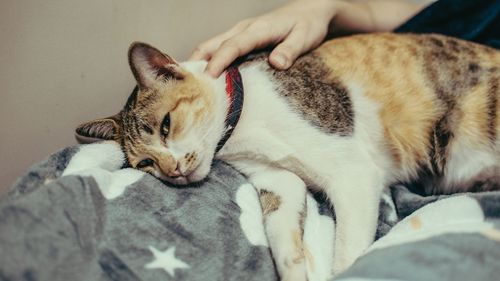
[190,0,432,77]
[331,0,431,33]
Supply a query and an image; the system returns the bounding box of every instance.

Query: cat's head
[76,42,227,185]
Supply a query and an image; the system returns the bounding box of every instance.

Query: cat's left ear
[75,113,122,144]
[128,42,185,89]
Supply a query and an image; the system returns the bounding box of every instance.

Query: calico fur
[76,33,500,281]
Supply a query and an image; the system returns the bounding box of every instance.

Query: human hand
[189,0,339,77]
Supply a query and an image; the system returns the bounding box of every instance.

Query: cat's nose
[169,162,183,178]
[157,160,183,178]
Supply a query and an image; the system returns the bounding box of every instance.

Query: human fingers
[205,23,280,77]
[268,23,310,69]
[189,20,252,61]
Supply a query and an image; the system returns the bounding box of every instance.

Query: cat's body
[77,33,500,280]
[223,33,500,191]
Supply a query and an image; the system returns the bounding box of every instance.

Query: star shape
[145,245,190,276]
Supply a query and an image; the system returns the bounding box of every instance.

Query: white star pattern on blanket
[145,246,190,276]
[62,142,145,199]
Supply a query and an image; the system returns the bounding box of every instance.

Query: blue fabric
[395,0,500,49]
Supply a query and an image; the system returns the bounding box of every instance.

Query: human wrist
[329,1,375,34]
[315,0,341,20]
[292,0,340,22]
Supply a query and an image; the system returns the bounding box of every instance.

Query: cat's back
[318,33,499,72]
[315,33,499,190]
[315,33,499,114]
[249,33,498,139]
[246,33,499,191]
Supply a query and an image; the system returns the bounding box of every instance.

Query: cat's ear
[128,42,185,89]
[75,113,122,144]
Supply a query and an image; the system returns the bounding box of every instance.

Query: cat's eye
[136,158,154,169]
[162,113,171,136]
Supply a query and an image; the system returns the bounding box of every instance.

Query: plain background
[0,0,288,192]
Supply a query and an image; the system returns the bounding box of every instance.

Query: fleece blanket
[1,142,499,281]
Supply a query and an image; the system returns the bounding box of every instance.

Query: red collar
[215,66,244,153]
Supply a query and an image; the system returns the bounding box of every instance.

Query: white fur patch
[218,66,389,273]
[180,60,208,74]
[381,192,398,223]
[303,195,335,281]
[235,183,269,247]
[62,142,145,199]
[444,140,498,192]
[367,195,494,252]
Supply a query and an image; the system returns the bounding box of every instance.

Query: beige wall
[0,0,287,191]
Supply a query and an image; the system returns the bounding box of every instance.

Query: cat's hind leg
[249,167,308,281]
[325,165,385,275]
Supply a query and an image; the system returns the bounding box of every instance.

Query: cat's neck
[214,66,244,152]
[181,60,269,154]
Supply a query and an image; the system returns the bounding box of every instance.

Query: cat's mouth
[157,160,209,186]
[157,172,194,185]
[163,175,190,185]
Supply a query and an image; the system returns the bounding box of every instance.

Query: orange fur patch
[316,33,499,178]
[291,229,305,265]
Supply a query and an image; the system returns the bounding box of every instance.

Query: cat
[76,33,500,281]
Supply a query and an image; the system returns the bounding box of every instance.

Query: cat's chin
[159,161,211,186]
[161,174,207,186]
[185,161,211,184]
[162,176,189,186]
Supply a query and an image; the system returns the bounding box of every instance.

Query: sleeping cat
[76,33,500,280]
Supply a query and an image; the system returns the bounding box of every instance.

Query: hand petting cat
[189,0,428,77]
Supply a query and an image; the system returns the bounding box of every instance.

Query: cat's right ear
[128,42,185,89]
[75,114,121,144]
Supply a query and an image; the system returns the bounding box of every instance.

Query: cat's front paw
[280,258,307,281]
[281,260,307,281]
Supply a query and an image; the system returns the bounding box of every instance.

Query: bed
[1,141,499,281]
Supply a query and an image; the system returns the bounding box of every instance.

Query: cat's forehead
[136,75,200,102]
[125,83,177,115]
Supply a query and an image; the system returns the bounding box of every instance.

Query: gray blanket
[1,142,499,281]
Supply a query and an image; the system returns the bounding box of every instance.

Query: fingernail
[272,53,288,69]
